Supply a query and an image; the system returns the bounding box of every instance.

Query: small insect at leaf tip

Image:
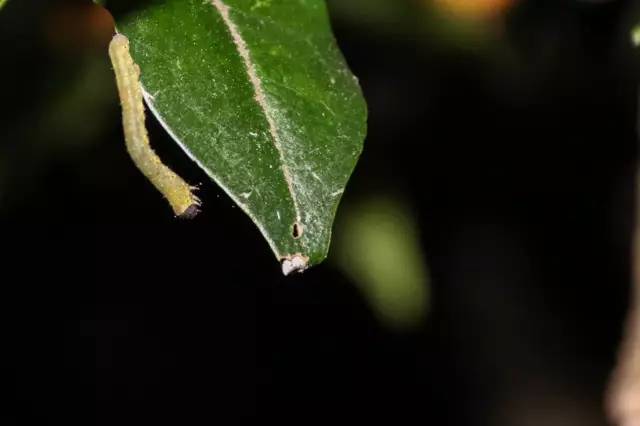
[281,254,309,276]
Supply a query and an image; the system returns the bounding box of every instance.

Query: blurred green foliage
[333,196,430,330]
[328,0,511,51]
[633,25,640,47]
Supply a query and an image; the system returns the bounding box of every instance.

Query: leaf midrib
[210,0,303,238]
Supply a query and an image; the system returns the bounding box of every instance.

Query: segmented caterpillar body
[109,34,200,218]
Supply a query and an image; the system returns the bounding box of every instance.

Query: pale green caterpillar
[109,34,200,218]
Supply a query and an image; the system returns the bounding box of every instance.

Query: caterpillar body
[109,34,200,218]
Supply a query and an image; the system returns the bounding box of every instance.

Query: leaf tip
[281,254,309,276]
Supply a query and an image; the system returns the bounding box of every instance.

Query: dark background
[0,0,638,424]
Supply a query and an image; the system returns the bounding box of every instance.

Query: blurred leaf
[633,25,640,47]
[328,0,515,52]
[432,0,516,21]
[38,57,116,147]
[0,0,7,11]
[333,196,430,330]
[328,0,419,32]
[107,0,367,271]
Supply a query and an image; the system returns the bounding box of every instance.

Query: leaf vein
[210,0,303,234]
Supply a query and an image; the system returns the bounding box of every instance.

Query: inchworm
[109,33,200,218]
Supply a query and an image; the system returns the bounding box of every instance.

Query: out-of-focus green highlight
[0,0,8,11]
[334,197,430,330]
[632,25,640,47]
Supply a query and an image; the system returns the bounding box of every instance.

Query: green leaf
[0,0,8,11]
[111,0,367,272]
